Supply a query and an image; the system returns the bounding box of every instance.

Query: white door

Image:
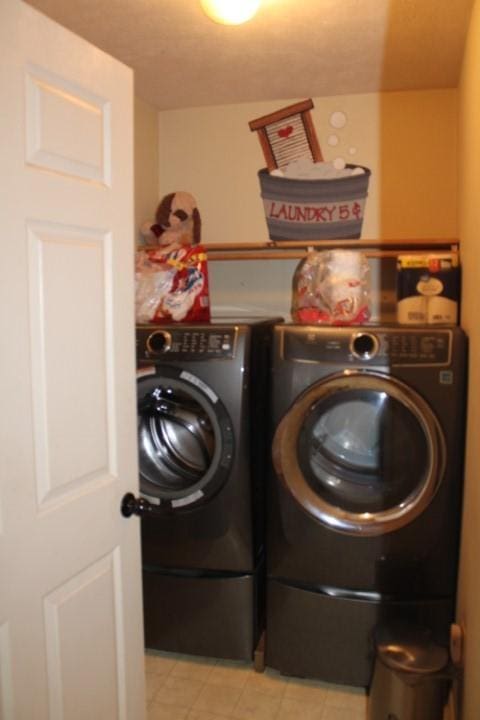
[0,2,145,718]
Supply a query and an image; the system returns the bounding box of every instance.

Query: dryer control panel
[381,331,451,366]
[282,327,453,367]
[137,325,237,361]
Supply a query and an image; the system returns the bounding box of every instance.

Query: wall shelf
[202,238,459,261]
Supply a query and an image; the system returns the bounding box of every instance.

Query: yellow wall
[456,1,480,718]
[134,96,159,244]
[379,90,457,238]
[157,90,457,317]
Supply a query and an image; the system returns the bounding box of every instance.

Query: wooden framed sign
[249,99,323,171]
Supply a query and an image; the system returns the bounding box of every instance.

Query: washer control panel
[283,328,452,366]
[137,326,237,361]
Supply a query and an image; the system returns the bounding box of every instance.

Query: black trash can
[368,623,451,720]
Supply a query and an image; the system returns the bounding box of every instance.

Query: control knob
[146,330,172,355]
[351,332,379,360]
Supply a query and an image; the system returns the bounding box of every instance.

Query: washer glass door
[273,372,446,535]
[137,367,234,509]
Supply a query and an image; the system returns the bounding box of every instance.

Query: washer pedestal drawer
[143,566,262,661]
[265,578,453,687]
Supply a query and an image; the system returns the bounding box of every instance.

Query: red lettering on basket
[352,202,362,219]
[268,201,363,223]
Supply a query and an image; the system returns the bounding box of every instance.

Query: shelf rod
[206,248,459,262]
[204,238,459,251]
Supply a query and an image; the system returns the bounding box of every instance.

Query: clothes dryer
[136,318,278,660]
[266,325,467,686]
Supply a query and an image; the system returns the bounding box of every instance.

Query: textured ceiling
[25,0,474,110]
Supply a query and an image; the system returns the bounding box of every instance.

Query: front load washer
[266,325,467,686]
[136,318,278,660]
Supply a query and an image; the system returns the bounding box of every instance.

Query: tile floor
[145,650,367,720]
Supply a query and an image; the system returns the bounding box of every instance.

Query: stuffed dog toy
[141,192,201,250]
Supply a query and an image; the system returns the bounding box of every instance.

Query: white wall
[157,90,457,318]
[134,96,159,244]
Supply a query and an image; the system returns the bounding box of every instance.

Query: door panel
[25,63,111,183]
[28,221,113,506]
[44,551,125,720]
[0,2,145,718]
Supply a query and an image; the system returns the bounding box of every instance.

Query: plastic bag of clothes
[292,249,370,324]
[135,244,210,324]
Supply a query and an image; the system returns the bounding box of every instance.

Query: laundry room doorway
[0,2,145,718]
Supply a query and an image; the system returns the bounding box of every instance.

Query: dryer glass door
[273,372,446,536]
[137,366,234,510]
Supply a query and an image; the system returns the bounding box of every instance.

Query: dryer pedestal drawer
[265,579,453,687]
[143,568,262,661]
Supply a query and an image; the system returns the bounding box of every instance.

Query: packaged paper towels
[396,254,459,325]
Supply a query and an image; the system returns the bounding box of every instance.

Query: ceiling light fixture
[200,0,261,25]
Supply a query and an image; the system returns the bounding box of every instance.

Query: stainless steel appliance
[266,325,467,686]
[136,318,278,660]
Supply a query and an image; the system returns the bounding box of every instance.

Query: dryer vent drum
[298,389,428,514]
[273,372,446,536]
[138,385,214,494]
